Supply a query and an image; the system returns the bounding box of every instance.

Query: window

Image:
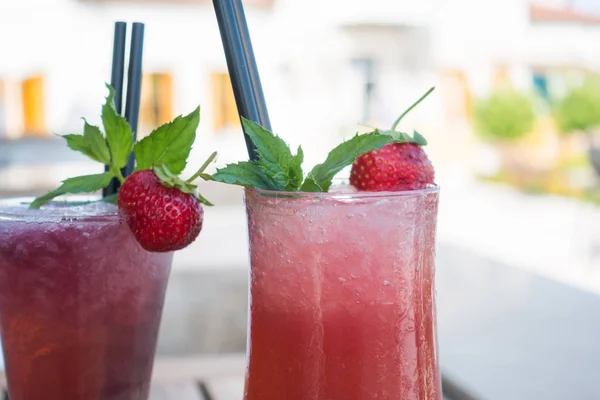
[440,69,472,120]
[532,72,550,103]
[493,65,510,88]
[21,76,46,137]
[139,73,173,137]
[211,72,240,132]
[0,81,5,138]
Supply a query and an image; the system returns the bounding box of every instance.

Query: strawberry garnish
[350,87,435,192]
[118,154,215,252]
[210,88,435,194]
[118,170,204,252]
[31,84,216,252]
[350,143,434,191]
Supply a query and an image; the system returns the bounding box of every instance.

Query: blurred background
[1,0,600,398]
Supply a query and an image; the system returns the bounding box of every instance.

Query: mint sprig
[212,119,393,192]
[30,172,115,209]
[30,85,213,209]
[243,119,304,190]
[102,84,134,174]
[212,87,435,193]
[134,107,200,174]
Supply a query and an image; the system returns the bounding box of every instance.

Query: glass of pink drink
[244,185,441,400]
[0,198,173,400]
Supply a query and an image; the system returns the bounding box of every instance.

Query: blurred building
[0,0,599,193]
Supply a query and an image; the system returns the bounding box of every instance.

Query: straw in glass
[123,22,145,178]
[212,0,270,161]
[103,21,127,197]
[103,22,145,197]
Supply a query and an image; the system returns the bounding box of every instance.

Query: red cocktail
[244,186,441,400]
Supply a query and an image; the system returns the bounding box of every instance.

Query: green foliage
[554,78,600,134]
[474,89,535,142]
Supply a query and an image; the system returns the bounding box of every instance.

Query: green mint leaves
[30,84,210,209]
[102,84,134,170]
[212,118,392,192]
[212,87,435,193]
[212,161,281,190]
[134,107,200,174]
[300,133,393,192]
[30,172,115,209]
[213,119,305,191]
[63,121,112,165]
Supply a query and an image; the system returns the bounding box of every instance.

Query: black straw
[212,0,271,161]
[123,22,145,178]
[111,22,127,115]
[104,21,127,198]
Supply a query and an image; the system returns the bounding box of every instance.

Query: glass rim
[0,196,119,222]
[244,184,439,200]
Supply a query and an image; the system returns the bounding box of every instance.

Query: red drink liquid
[0,199,173,400]
[244,187,441,400]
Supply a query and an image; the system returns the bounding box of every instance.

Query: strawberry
[350,142,434,191]
[118,169,204,252]
[349,87,435,192]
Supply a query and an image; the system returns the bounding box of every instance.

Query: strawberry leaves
[374,129,428,146]
[152,152,217,206]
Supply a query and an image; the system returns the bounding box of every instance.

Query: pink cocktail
[0,198,173,400]
[244,186,441,400]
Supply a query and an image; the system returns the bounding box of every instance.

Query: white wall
[2,0,600,182]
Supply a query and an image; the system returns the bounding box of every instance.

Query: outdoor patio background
[1,0,600,398]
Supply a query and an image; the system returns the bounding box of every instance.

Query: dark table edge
[442,372,483,400]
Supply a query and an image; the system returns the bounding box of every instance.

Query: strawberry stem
[186,151,218,183]
[391,87,435,131]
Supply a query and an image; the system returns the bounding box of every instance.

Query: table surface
[436,245,600,400]
[0,355,460,400]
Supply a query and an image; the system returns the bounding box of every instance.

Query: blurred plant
[554,78,600,134]
[474,89,535,142]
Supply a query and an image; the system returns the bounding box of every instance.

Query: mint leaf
[300,132,393,192]
[102,83,134,169]
[62,134,93,157]
[288,145,304,190]
[298,176,323,192]
[30,172,115,209]
[61,121,110,165]
[241,118,297,190]
[213,161,280,190]
[134,107,200,174]
[83,120,111,164]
